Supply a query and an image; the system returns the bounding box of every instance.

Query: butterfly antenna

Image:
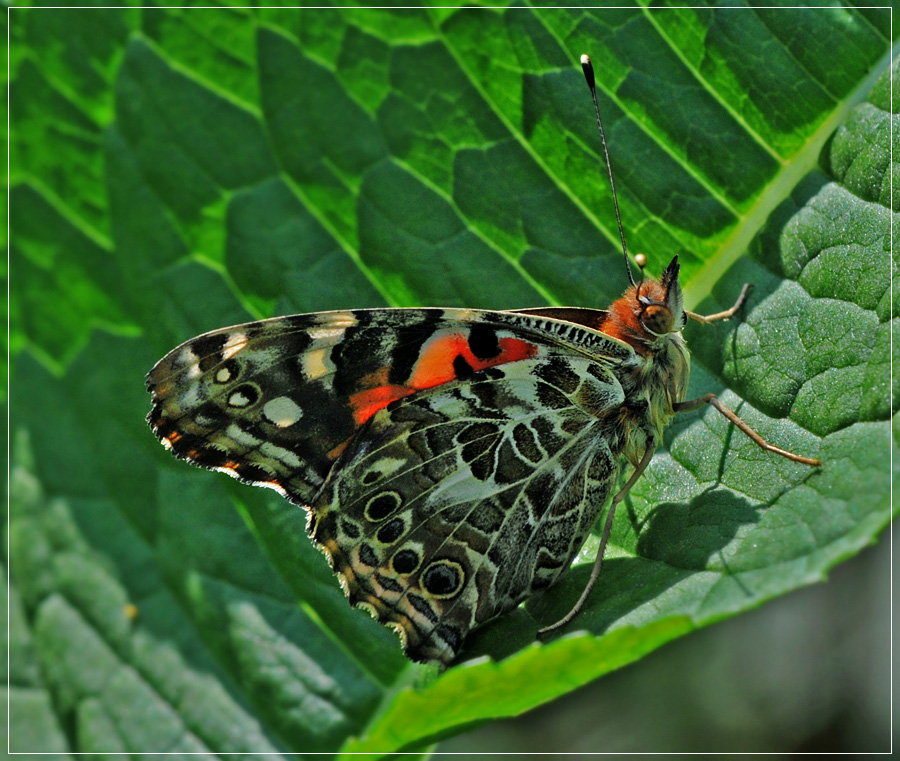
[581,54,634,287]
[635,252,647,289]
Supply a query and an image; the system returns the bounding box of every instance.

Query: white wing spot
[178,349,202,378]
[307,313,356,342]
[225,423,261,449]
[302,348,329,380]
[222,332,248,360]
[262,396,303,427]
[178,384,202,409]
[215,366,232,383]
[228,391,251,408]
[369,456,409,480]
[307,326,347,342]
[260,441,302,468]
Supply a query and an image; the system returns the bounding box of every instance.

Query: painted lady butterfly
[146,56,819,665]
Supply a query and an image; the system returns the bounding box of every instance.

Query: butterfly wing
[147,307,635,663]
[148,310,365,505]
[147,308,632,500]
[309,353,633,664]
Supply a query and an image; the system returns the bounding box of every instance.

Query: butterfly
[146,56,820,666]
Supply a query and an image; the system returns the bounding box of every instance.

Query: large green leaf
[9,5,893,755]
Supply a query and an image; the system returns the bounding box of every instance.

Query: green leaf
[10,6,893,755]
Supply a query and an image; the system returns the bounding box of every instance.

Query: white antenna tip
[580,54,590,65]
[635,253,647,269]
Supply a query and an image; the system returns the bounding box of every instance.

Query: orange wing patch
[409,334,538,388]
[349,331,538,425]
[349,385,417,425]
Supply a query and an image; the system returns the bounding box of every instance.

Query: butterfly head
[603,255,687,353]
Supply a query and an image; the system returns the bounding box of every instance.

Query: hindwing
[310,354,629,663]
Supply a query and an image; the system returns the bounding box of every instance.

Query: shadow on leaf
[460,487,762,664]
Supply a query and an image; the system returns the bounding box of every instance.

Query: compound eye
[642,303,674,335]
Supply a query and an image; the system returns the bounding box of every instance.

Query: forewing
[146,308,630,507]
[148,310,361,504]
[309,354,627,665]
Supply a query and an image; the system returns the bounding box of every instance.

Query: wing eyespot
[212,359,241,385]
[226,383,260,409]
[422,560,465,599]
[375,516,406,545]
[364,491,402,522]
[391,547,421,575]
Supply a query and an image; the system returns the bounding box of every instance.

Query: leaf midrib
[681,44,897,308]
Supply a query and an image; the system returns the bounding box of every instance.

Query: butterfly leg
[674,394,821,466]
[538,443,657,637]
[685,283,752,324]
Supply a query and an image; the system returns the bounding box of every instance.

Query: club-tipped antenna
[635,252,646,286]
[581,54,634,287]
